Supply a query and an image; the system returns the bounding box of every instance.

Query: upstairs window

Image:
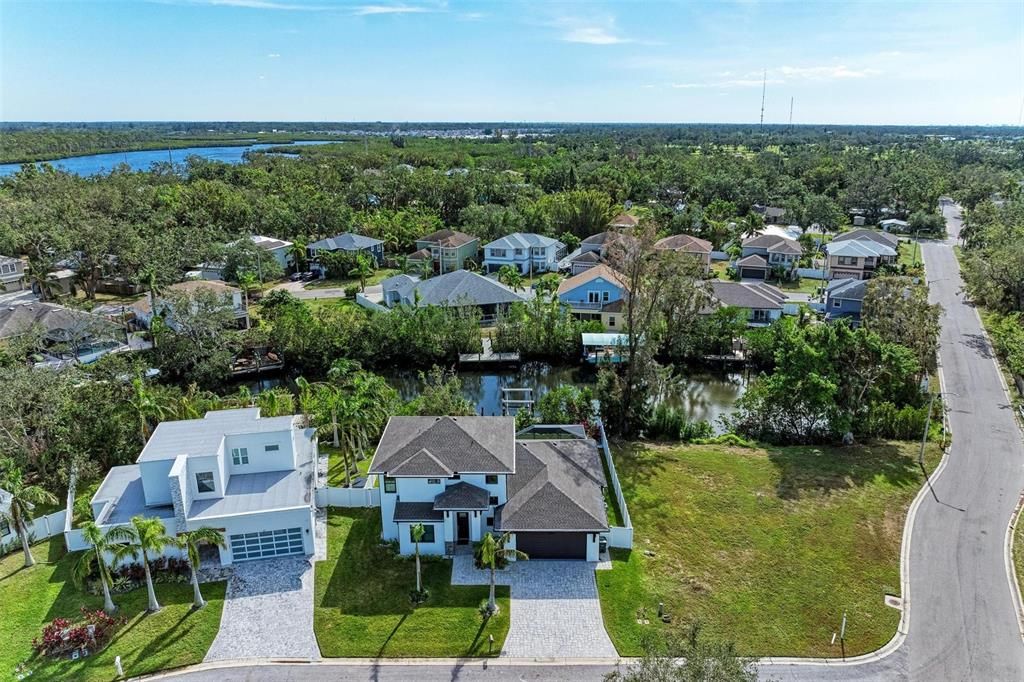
[195,472,215,493]
[490,248,506,258]
[488,496,499,506]
[265,444,279,453]
[485,474,498,485]
[231,448,249,465]
[383,476,397,493]
[427,478,441,485]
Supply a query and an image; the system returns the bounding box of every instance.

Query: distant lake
[0,140,335,178]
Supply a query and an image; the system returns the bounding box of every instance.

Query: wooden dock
[459,337,521,365]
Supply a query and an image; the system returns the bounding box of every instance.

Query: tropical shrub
[32,608,123,658]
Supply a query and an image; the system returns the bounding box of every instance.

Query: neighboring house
[879,219,910,232]
[654,234,713,274]
[753,204,787,224]
[0,255,26,292]
[131,280,248,330]
[569,231,637,275]
[0,301,125,365]
[89,408,317,566]
[738,234,803,280]
[307,232,385,273]
[412,230,479,274]
[0,487,13,545]
[557,264,629,331]
[831,228,900,250]
[369,415,609,560]
[824,278,868,323]
[825,239,897,280]
[482,233,566,275]
[609,213,639,229]
[706,281,786,327]
[380,269,527,324]
[201,235,294,281]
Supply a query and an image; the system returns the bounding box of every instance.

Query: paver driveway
[204,557,320,661]
[452,555,618,659]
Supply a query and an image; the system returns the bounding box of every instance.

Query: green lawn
[1,538,225,681]
[1015,510,1024,611]
[597,439,942,658]
[775,277,824,296]
[898,241,924,273]
[314,509,509,657]
[305,268,400,291]
[322,445,374,487]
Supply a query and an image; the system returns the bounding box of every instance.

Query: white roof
[137,408,299,462]
[879,219,909,227]
[581,332,630,346]
[485,233,564,251]
[826,240,897,258]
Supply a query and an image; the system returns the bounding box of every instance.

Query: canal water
[239,362,747,432]
[0,140,335,177]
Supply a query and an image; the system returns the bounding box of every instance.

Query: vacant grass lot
[305,268,399,291]
[322,445,374,487]
[0,538,225,681]
[597,440,941,658]
[314,509,509,657]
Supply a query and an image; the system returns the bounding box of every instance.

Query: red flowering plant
[32,607,123,658]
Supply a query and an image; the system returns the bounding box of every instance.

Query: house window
[0,263,13,275]
[837,256,858,266]
[427,478,441,485]
[752,310,770,323]
[490,248,506,258]
[531,247,544,256]
[608,316,616,327]
[383,476,396,493]
[485,474,498,485]
[265,444,279,452]
[587,291,601,304]
[195,472,215,493]
[231,448,249,465]
[603,291,610,302]
[514,248,523,256]
[485,517,494,527]
[488,496,499,506]
[411,525,435,543]
[0,517,9,536]
[833,299,841,308]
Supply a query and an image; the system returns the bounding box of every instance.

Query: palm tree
[108,516,173,612]
[177,384,220,420]
[411,522,426,594]
[497,264,523,292]
[128,376,167,444]
[255,387,295,417]
[72,522,119,613]
[0,463,58,568]
[237,272,258,330]
[479,532,527,615]
[288,239,308,273]
[348,253,375,291]
[173,527,225,609]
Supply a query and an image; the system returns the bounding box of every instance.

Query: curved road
[148,204,1024,682]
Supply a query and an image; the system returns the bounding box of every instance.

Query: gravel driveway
[452,555,618,659]
[204,557,320,661]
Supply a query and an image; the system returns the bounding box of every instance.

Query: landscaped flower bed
[32,608,125,660]
[84,557,191,595]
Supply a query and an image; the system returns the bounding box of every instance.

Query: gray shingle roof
[393,501,445,522]
[826,278,869,301]
[369,416,516,475]
[495,440,608,532]
[0,302,113,340]
[308,232,383,252]
[418,229,477,248]
[433,481,490,510]
[742,234,803,254]
[736,253,769,268]
[405,270,527,308]
[826,240,897,258]
[710,281,785,310]
[485,233,564,251]
[655,234,713,253]
[832,228,899,249]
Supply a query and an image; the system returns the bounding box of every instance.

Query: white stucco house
[482,233,566,275]
[368,416,610,561]
[89,408,317,565]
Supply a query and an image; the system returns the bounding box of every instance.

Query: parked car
[289,272,305,282]
[301,271,317,282]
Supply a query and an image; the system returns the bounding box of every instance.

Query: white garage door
[229,527,304,562]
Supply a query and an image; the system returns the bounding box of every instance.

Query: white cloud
[352,4,434,16]
[181,0,332,10]
[778,65,878,80]
[551,15,632,45]
[267,52,281,58]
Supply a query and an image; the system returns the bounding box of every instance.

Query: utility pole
[759,69,767,132]
[789,96,794,129]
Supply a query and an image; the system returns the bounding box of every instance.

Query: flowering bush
[85,556,191,595]
[32,608,123,658]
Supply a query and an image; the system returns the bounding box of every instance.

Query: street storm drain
[885,595,903,610]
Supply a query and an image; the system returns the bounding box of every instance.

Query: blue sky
[1,0,1020,124]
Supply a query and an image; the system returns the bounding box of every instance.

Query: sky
[1,0,1021,125]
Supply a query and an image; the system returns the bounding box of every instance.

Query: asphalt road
[147,204,1024,682]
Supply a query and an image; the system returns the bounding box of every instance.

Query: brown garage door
[515,532,587,559]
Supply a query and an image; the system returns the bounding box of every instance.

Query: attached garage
[515,531,588,559]
[229,527,304,562]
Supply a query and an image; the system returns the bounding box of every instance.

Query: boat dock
[459,337,521,366]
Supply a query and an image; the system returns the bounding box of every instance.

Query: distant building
[826,230,899,280]
[654,234,713,274]
[824,277,868,324]
[0,255,26,293]
[412,230,479,274]
[738,234,803,280]
[132,280,248,330]
[381,269,527,324]
[609,213,639,229]
[0,301,127,365]
[705,281,786,327]
[482,233,566,275]
[557,264,629,331]
[307,232,384,273]
[201,235,294,281]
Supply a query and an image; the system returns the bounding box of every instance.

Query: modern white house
[482,233,566,275]
[368,416,610,561]
[199,235,294,280]
[131,280,249,330]
[89,408,317,565]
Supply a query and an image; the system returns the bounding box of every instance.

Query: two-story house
[482,233,566,275]
[557,264,629,331]
[824,278,868,323]
[131,280,249,330]
[307,232,385,274]
[200,235,295,281]
[705,281,786,327]
[825,239,897,280]
[567,232,638,275]
[407,230,479,274]
[738,234,803,280]
[368,416,609,560]
[0,255,26,292]
[89,408,317,565]
[654,234,713,274]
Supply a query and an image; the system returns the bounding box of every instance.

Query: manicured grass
[314,509,509,657]
[775,277,823,295]
[322,445,374,487]
[1014,509,1024,610]
[898,241,925,275]
[597,440,942,658]
[1,538,225,681]
[305,268,400,291]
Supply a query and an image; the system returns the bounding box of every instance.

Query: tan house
[0,255,26,292]
[654,234,713,274]
[738,234,803,280]
[825,238,898,280]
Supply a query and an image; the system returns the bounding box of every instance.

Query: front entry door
[456,512,470,545]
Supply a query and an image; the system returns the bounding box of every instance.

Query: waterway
[0,140,335,177]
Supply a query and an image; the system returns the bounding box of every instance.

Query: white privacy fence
[316,485,380,508]
[596,420,634,550]
[1,510,69,550]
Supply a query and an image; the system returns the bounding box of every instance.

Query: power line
[759,69,767,131]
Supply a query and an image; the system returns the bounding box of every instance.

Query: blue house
[557,264,629,331]
[824,278,868,323]
[482,233,566,275]
[307,232,385,273]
